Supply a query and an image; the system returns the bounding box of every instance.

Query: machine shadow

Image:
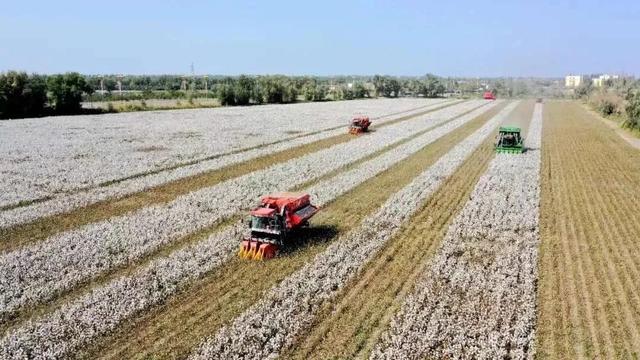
[279,224,340,255]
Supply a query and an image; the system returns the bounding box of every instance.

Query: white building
[592,74,620,87]
[565,75,584,88]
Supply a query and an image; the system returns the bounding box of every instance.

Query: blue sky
[1,0,638,77]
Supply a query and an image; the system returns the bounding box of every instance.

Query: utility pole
[204,75,208,92]
[116,74,124,97]
[181,75,187,91]
[190,62,196,93]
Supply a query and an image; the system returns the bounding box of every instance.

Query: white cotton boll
[373,103,543,359]
[188,102,519,359]
[0,100,490,324]
[0,101,496,359]
[0,99,451,228]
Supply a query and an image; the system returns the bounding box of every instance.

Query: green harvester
[495,126,525,154]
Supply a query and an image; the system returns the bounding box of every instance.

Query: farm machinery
[495,126,525,153]
[349,116,371,135]
[483,91,496,100]
[239,192,320,260]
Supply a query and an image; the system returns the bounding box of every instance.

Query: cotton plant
[371,104,543,360]
[0,98,446,213]
[0,102,497,359]
[0,101,485,325]
[189,102,520,360]
[0,99,452,229]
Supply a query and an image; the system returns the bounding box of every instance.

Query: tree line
[1,71,453,119]
[0,71,92,119]
[574,77,640,131]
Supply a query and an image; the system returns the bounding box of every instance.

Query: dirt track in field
[280,100,534,360]
[0,101,461,252]
[79,103,508,360]
[536,101,640,359]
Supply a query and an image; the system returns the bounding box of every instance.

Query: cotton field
[1,98,639,360]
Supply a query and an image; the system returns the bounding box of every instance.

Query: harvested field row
[282,100,537,360]
[190,102,520,359]
[0,98,446,208]
[0,101,487,327]
[372,103,542,359]
[0,102,501,359]
[0,99,459,250]
[77,102,513,360]
[0,99,457,231]
[536,101,640,359]
[0,101,487,336]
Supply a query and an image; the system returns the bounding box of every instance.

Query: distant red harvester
[239,192,320,260]
[349,116,371,135]
[483,91,496,100]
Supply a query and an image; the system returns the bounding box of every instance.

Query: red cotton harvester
[349,116,371,135]
[239,192,320,260]
[483,91,496,100]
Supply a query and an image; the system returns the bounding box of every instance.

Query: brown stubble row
[79,102,508,360]
[280,100,536,359]
[536,101,640,359]
[0,101,462,252]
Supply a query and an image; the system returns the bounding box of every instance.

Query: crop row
[0,100,451,229]
[0,98,445,209]
[189,102,520,359]
[371,103,542,359]
[0,102,495,358]
[0,100,485,325]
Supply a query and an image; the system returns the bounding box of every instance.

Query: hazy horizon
[2,0,639,77]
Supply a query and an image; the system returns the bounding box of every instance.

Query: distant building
[592,74,620,87]
[565,75,584,88]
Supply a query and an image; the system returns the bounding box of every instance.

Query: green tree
[372,75,385,97]
[302,81,326,101]
[423,74,444,98]
[257,77,297,104]
[490,79,508,97]
[283,81,298,103]
[624,92,640,130]
[216,81,236,106]
[352,82,368,98]
[0,71,47,119]
[384,78,401,97]
[233,75,255,105]
[258,77,284,103]
[574,80,593,99]
[46,72,93,114]
[252,81,264,105]
[339,86,354,100]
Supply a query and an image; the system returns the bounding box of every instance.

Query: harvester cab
[349,116,371,135]
[483,91,496,100]
[495,126,525,154]
[239,192,319,260]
